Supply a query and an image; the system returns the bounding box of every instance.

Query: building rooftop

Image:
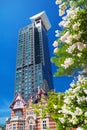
[30,11,51,30]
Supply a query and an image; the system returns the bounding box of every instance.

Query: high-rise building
[15,11,53,100]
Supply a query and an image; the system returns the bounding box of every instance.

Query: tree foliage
[46,0,87,129]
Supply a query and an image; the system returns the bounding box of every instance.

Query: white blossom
[62,16,68,20]
[54,48,58,53]
[70,82,75,88]
[59,2,66,11]
[58,110,62,113]
[60,35,66,42]
[52,41,58,47]
[75,107,83,115]
[55,0,62,5]
[59,117,65,123]
[65,35,73,45]
[64,98,71,104]
[73,33,81,40]
[85,97,87,101]
[78,75,86,83]
[72,86,80,93]
[72,117,78,125]
[61,58,74,69]
[84,112,87,117]
[55,30,59,34]
[76,42,85,51]
[55,30,60,37]
[59,20,66,27]
[73,22,80,31]
[77,53,82,57]
[84,120,87,124]
[53,104,57,109]
[60,31,72,44]
[66,44,76,53]
[59,9,65,16]
[83,44,87,48]
[70,1,75,7]
[63,20,71,28]
[64,31,70,37]
[66,7,80,19]
[83,90,87,94]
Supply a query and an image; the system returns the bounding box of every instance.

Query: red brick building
[6,91,56,130]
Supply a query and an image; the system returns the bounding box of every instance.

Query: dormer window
[15,110,22,116]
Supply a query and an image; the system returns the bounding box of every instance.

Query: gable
[10,93,26,109]
[13,100,25,109]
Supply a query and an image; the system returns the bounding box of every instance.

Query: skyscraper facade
[15,11,53,100]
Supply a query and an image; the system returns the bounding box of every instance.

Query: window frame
[12,124,16,130]
[42,120,47,130]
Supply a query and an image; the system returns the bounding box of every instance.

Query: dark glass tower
[15,11,53,100]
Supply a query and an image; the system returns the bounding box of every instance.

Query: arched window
[28,118,36,130]
[28,122,35,130]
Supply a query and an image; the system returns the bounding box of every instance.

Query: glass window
[43,120,46,129]
[12,124,16,130]
[19,124,24,130]
[16,100,20,105]
[8,124,10,130]
[25,91,28,94]
[15,110,22,116]
[28,124,35,130]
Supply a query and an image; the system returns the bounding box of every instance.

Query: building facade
[6,93,56,130]
[6,93,77,130]
[15,11,53,100]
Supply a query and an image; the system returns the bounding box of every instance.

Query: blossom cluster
[58,75,87,128]
[50,0,87,129]
[52,0,87,76]
[61,58,74,69]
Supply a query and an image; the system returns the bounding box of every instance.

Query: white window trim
[19,123,24,130]
[12,123,16,130]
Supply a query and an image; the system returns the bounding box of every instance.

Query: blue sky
[0,0,73,125]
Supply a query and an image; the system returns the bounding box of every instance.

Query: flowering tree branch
[52,0,87,76]
[45,0,87,129]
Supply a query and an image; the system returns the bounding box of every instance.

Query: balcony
[10,116,25,121]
